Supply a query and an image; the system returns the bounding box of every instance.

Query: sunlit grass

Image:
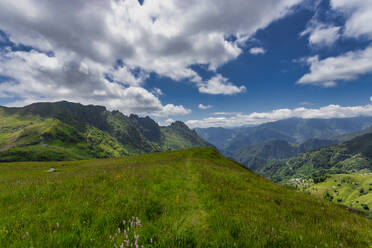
[0,148,371,247]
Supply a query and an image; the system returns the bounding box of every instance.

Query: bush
[361,204,369,211]
[324,191,333,201]
[359,188,366,195]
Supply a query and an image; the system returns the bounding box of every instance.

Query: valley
[196,118,372,215]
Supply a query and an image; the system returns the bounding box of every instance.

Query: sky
[0,0,372,128]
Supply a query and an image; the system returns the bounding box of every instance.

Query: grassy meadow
[304,172,372,214]
[0,148,372,247]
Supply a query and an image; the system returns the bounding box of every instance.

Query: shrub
[324,191,333,201]
[361,204,369,211]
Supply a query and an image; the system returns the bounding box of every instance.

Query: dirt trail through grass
[183,156,208,232]
[1,148,372,247]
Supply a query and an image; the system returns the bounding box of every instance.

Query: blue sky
[0,0,372,127]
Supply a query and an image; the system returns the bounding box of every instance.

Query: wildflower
[25,232,29,237]
[56,222,59,228]
[118,228,121,233]
[120,243,124,248]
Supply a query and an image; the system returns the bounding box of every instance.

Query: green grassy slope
[160,121,211,151]
[232,139,335,171]
[259,132,372,183]
[0,102,211,161]
[0,109,128,161]
[0,148,371,247]
[304,172,372,213]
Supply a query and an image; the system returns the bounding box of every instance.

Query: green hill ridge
[231,139,335,171]
[304,172,372,213]
[0,148,371,247]
[259,132,372,183]
[0,101,211,161]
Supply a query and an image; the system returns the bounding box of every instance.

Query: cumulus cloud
[152,104,191,117]
[198,74,246,95]
[164,118,175,125]
[0,0,302,111]
[249,47,266,55]
[186,103,372,128]
[0,49,190,117]
[331,0,372,39]
[297,47,372,87]
[301,24,340,46]
[198,104,213,110]
[298,0,372,87]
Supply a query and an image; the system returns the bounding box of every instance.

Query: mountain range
[0,101,211,162]
[231,138,335,171]
[1,102,372,246]
[195,117,372,152]
[196,117,372,173]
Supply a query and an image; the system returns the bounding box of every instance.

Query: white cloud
[198,104,213,110]
[198,74,246,95]
[0,49,188,117]
[331,0,372,39]
[110,66,148,87]
[186,102,372,128]
[298,1,372,87]
[0,0,302,109]
[164,118,175,125]
[301,1,372,46]
[370,96,372,102]
[151,88,163,96]
[152,104,191,117]
[301,24,340,46]
[297,47,372,87]
[212,112,242,116]
[249,47,266,55]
